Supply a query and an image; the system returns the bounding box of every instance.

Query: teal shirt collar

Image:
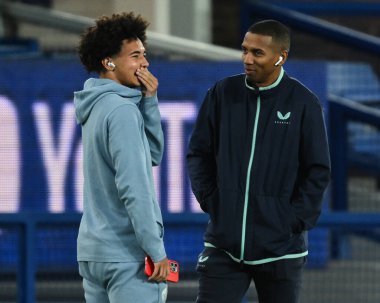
[245,67,284,91]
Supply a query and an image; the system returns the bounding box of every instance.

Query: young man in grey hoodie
[74,12,169,303]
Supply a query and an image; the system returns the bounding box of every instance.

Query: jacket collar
[245,67,285,93]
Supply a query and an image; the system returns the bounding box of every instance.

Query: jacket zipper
[240,95,261,262]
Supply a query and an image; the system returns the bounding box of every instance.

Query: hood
[74,78,142,124]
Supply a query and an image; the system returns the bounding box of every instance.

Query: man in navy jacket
[187,20,331,303]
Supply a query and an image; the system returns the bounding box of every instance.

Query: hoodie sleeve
[291,97,331,231]
[186,87,218,212]
[107,104,166,262]
[139,95,164,166]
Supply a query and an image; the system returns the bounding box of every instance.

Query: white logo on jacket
[275,111,291,125]
[198,255,209,263]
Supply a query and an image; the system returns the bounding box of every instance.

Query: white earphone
[107,62,116,69]
[275,56,283,66]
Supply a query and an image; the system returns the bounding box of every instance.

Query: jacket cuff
[148,244,167,263]
[142,94,158,103]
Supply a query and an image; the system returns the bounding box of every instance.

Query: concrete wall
[15,0,211,52]
[16,0,156,51]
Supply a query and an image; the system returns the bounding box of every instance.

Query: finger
[137,74,153,88]
[137,77,158,95]
[138,74,157,90]
[148,266,159,281]
[149,266,166,282]
[136,70,153,85]
[155,265,168,282]
[137,69,158,85]
[157,266,166,281]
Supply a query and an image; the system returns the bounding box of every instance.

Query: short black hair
[78,12,149,73]
[248,20,290,52]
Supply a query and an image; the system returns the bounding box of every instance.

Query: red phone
[145,256,179,283]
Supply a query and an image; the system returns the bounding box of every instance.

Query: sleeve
[291,97,331,231]
[139,94,164,166]
[186,87,218,212]
[108,104,166,262]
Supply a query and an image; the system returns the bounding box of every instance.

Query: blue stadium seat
[327,62,380,104]
[328,62,380,177]
[0,38,40,58]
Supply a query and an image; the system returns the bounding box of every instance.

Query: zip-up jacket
[187,69,331,264]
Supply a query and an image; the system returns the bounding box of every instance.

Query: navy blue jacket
[187,70,331,264]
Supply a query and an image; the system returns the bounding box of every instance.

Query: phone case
[145,256,179,283]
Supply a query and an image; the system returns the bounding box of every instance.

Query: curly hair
[78,12,149,73]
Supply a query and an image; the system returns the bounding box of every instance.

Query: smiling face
[241,32,286,87]
[102,38,149,87]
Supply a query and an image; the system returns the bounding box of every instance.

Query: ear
[280,50,288,65]
[101,58,115,71]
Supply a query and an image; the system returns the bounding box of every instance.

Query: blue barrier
[0,38,40,58]
[329,94,380,211]
[1,212,380,303]
[328,95,380,259]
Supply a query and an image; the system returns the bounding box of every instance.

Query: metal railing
[329,94,380,210]
[261,1,380,16]
[0,0,241,60]
[241,1,380,55]
[1,212,380,303]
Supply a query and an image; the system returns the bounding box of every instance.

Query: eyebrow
[129,49,145,56]
[241,45,263,53]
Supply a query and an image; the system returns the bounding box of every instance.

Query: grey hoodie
[74,78,166,263]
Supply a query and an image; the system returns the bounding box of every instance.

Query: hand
[136,68,158,97]
[148,257,170,282]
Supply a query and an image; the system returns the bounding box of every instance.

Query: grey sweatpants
[78,261,168,303]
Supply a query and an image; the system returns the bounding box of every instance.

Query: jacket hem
[204,242,308,265]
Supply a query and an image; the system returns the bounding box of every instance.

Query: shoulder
[206,74,245,100]
[105,97,141,123]
[214,74,245,90]
[284,75,321,108]
[105,93,138,108]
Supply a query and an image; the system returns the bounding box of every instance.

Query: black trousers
[196,247,306,303]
